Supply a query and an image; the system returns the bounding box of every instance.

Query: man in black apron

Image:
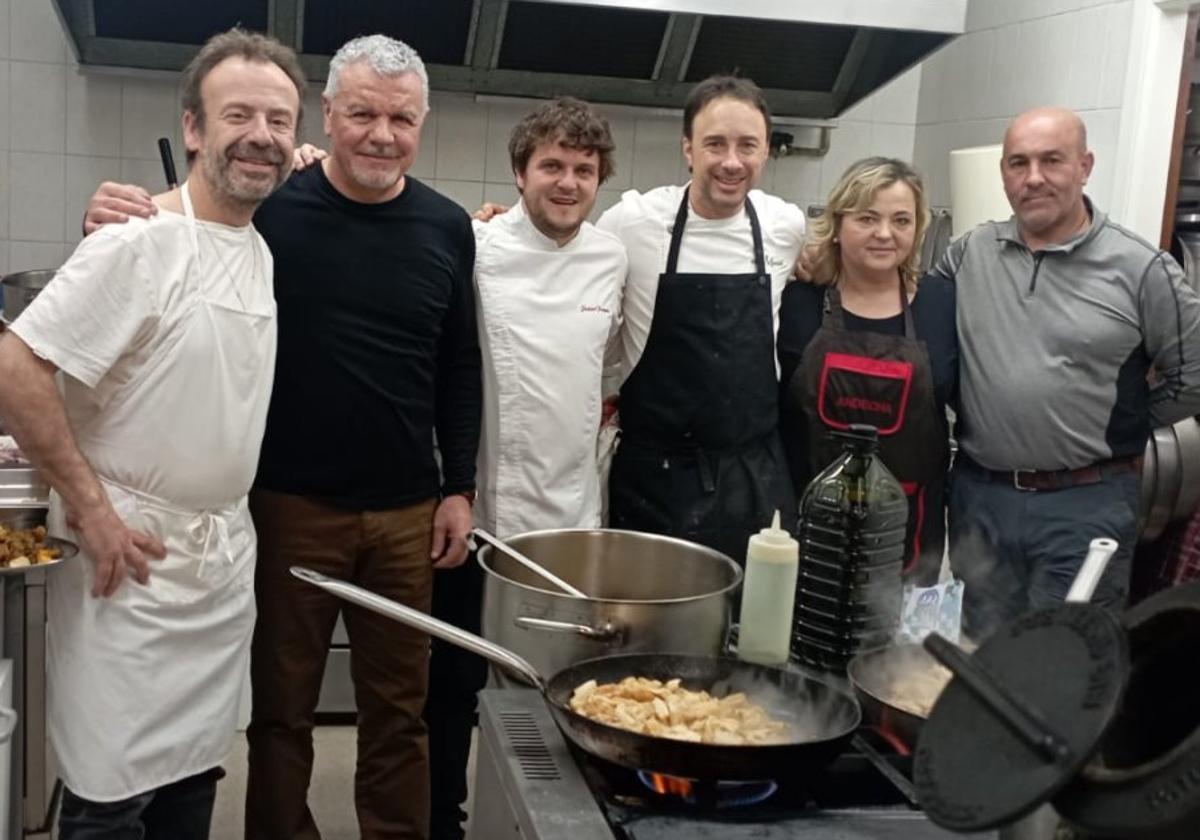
[604,75,800,564]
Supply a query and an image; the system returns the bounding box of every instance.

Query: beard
[524,194,589,243]
[341,145,406,192]
[203,139,289,207]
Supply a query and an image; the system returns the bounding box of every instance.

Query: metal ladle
[471,527,587,598]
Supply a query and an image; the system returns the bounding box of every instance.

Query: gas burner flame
[872,720,914,756]
[636,771,779,808]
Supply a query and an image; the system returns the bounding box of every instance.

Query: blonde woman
[777,157,957,586]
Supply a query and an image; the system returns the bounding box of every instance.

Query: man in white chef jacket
[0,29,303,839]
[426,96,627,840]
[473,97,626,536]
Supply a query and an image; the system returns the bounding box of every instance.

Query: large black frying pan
[291,566,861,781]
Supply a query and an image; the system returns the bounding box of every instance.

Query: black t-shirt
[252,166,481,509]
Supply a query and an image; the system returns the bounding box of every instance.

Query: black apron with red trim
[786,284,946,584]
[609,190,796,564]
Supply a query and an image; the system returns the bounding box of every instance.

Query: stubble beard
[203,141,287,209]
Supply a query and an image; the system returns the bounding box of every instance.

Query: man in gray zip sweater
[931,106,1200,638]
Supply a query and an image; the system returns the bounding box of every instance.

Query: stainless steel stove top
[470,688,987,840]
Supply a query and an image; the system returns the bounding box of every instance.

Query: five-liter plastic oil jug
[792,424,908,672]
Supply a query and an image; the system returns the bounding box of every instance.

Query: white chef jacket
[596,184,805,383]
[473,199,627,538]
[11,194,276,801]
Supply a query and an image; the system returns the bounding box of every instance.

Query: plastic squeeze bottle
[737,510,800,666]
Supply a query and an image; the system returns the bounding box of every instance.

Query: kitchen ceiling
[51,0,965,118]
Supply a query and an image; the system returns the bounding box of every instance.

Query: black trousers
[58,767,224,840]
[422,554,489,840]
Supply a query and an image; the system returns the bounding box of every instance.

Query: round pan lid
[914,604,1129,832]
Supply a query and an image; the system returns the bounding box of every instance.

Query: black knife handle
[157,137,178,189]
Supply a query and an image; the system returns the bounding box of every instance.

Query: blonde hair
[807,157,931,289]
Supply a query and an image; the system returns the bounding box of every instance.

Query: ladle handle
[157,137,178,189]
[1065,538,1118,604]
[289,566,546,690]
[472,527,587,598]
[923,633,1072,764]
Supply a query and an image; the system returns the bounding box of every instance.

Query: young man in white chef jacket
[0,29,303,839]
[426,96,628,840]
[472,97,626,537]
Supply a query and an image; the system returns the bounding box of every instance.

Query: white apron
[46,183,277,801]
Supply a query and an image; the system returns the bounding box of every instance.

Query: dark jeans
[58,767,223,840]
[948,463,1139,640]
[423,554,488,840]
[244,490,437,840]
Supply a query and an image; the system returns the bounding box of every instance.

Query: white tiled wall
[0,0,187,276]
[414,64,921,225]
[0,1,921,277]
[914,0,1134,210]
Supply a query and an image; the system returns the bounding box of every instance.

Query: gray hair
[324,34,429,111]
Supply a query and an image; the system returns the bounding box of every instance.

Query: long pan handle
[1065,538,1118,603]
[290,566,546,690]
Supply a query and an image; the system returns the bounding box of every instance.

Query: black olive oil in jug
[792,424,908,671]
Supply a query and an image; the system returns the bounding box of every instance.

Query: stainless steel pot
[1,270,55,323]
[479,529,742,679]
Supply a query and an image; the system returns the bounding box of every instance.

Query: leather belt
[957,454,1143,492]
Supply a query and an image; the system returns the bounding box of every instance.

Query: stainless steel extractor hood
[51,0,965,118]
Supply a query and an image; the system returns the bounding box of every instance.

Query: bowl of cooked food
[0,524,77,574]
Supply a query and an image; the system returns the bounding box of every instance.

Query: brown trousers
[244,489,436,840]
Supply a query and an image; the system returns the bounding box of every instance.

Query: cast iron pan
[291,566,861,781]
[1054,581,1200,838]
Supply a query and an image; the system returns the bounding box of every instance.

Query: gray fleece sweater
[931,199,1200,471]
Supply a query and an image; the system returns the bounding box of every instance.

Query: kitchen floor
[209,726,476,840]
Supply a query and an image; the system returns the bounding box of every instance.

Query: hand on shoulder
[82,181,156,236]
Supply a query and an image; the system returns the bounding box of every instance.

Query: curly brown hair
[508,97,616,183]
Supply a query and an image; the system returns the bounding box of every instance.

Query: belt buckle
[1013,469,1038,491]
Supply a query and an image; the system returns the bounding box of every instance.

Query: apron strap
[180,181,200,256]
[665,188,768,276]
[180,179,266,313]
[823,274,917,337]
[898,275,916,338]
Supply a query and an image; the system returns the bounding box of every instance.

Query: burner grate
[499,711,561,781]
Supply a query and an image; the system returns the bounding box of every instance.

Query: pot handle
[290,566,546,690]
[515,615,623,642]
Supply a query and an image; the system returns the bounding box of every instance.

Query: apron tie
[99,476,240,573]
[186,508,237,577]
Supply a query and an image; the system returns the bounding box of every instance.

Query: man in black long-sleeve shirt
[83,34,480,840]
[243,37,479,840]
